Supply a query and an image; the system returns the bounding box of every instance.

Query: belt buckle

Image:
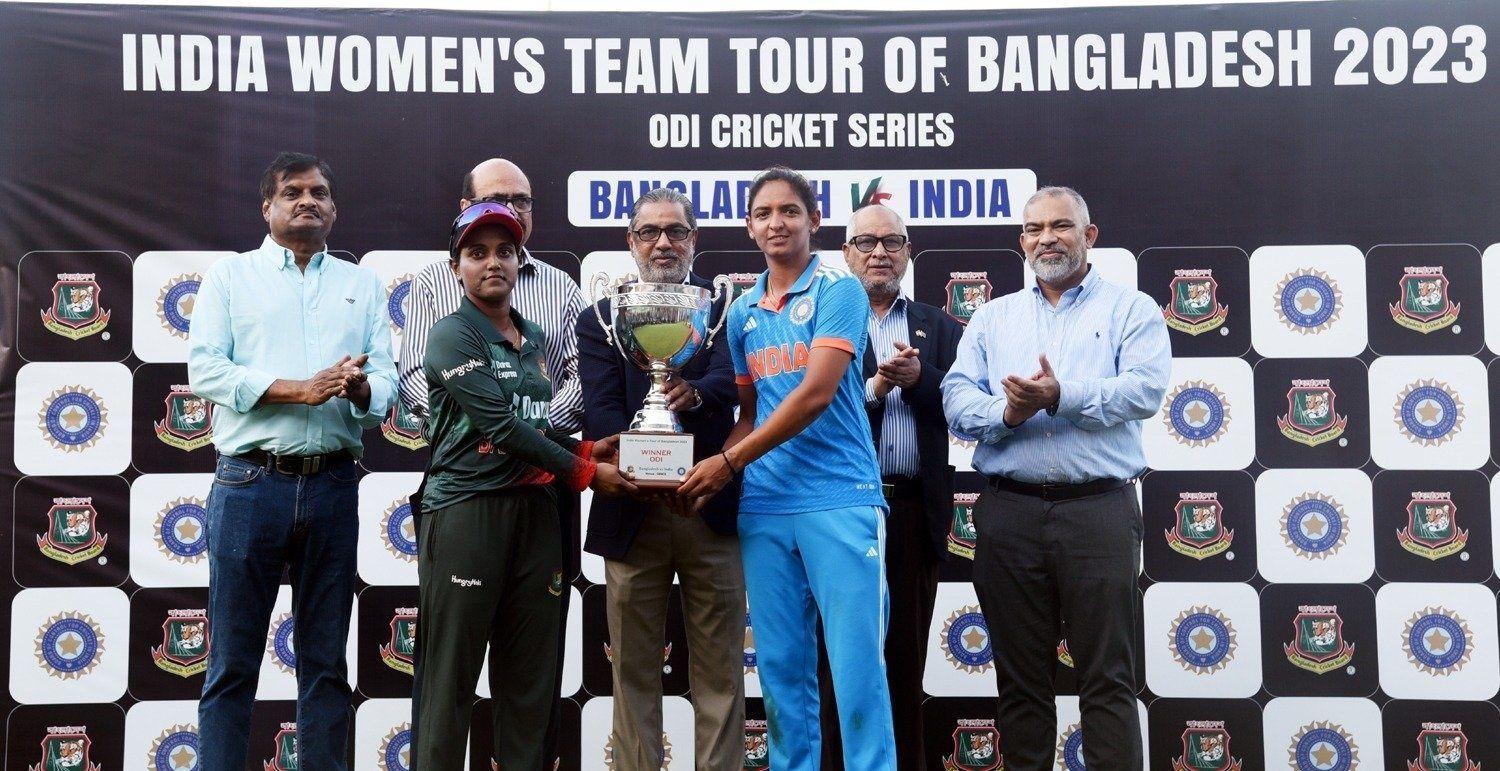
[1039,483,1062,502]
[882,483,895,499]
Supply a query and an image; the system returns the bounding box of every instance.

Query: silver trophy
[590,273,733,488]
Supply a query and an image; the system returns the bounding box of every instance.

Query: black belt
[881,475,923,500]
[232,448,353,476]
[987,475,1132,502]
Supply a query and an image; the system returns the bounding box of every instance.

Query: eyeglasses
[630,225,694,242]
[847,234,909,253]
[478,194,534,213]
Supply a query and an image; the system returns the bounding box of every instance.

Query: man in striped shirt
[398,157,585,765]
[941,186,1170,771]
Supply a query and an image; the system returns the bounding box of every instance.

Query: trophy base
[618,431,695,489]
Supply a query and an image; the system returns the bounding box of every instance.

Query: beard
[1028,248,1085,284]
[637,252,690,284]
[859,272,901,299]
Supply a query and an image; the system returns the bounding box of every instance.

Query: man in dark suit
[820,203,963,771]
[576,187,744,770]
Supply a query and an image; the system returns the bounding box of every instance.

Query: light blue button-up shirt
[188,235,397,457]
[941,266,1171,484]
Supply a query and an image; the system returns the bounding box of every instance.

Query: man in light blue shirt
[941,186,1170,771]
[188,152,396,771]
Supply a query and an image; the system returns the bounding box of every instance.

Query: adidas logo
[866,547,878,558]
[743,317,758,332]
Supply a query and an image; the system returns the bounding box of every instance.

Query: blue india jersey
[729,255,885,515]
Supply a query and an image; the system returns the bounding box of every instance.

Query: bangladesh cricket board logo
[727,272,760,301]
[34,611,105,680]
[41,273,109,340]
[155,385,214,451]
[941,605,993,674]
[36,496,107,565]
[1403,607,1473,676]
[156,272,201,338]
[382,402,427,450]
[380,608,418,675]
[1275,268,1342,334]
[379,724,412,771]
[264,723,299,771]
[1165,492,1232,560]
[1278,379,1347,447]
[1163,380,1230,447]
[382,497,418,562]
[148,724,200,771]
[1169,606,1236,675]
[943,719,1001,771]
[1173,721,1242,771]
[1396,380,1464,447]
[1407,722,1479,771]
[744,719,770,769]
[29,726,101,771]
[1399,492,1468,561]
[1289,722,1358,771]
[39,386,108,452]
[948,493,979,560]
[155,496,208,564]
[1057,639,1074,668]
[1163,270,1228,336]
[1283,605,1355,674]
[946,272,991,325]
[1391,266,1460,334]
[152,609,209,677]
[386,273,414,335]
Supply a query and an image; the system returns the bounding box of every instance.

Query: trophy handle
[588,271,615,346]
[702,274,735,352]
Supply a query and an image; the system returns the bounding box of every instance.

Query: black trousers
[971,483,1143,771]
[817,487,939,771]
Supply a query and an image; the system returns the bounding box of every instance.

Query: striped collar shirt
[863,296,919,477]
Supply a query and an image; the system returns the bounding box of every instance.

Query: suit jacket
[578,273,740,560]
[865,299,963,561]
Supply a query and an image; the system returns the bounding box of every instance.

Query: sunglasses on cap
[448,201,525,259]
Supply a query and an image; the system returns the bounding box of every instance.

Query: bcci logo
[1165,492,1232,560]
[156,272,201,339]
[379,724,412,771]
[36,496,107,565]
[789,296,815,325]
[1391,266,1460,334]
[1169,606,1236,675]
[1283,604,1355,674]
[1278,379,1347,447]
[152,609,209,677]
[1280,492,1349,560]
[382,402,427,450]
[941,719,1001,771]
[1274,268,1342,334]
[1398,492,1468,561]
[29,726,101,771]
[41,273,110,340]
[1407,722,1479,771]
[33,611,105,680]
[155,385,213,451]
[948,493,979,560]
[1056,724,1086,771]
[263,723,299,771]
[1288,721,1358,771]
[381,497,418,562]
[1403,607,1473,676]
[380,609,417,675]
[1173,720,1241,771]
[1395,380,1464,447]
[945,272,990,325]
[265,612,296,675]
[941,605,993,674]
[1163,269,1228,336]
[386,273,414,335]
[155,496,208,564]
[744,719,770,769]
[604,731,672,769]
[744,612,757,674]
[1163,380,1230,447]
[148,724,200,771]
[38,386,108,452]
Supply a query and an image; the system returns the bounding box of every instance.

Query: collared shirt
[399,248,585,433]
[729,255,885,514]
[863,296,919,476]
[941,266,1171,484]
[188,235,397,457]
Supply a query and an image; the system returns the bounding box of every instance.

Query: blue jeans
[198,453,359,771]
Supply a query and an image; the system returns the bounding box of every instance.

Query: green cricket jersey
[422,298,593,511]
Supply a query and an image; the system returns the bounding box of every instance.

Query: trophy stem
[629,361,683,433]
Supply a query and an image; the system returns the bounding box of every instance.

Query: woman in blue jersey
[679,166,895,771]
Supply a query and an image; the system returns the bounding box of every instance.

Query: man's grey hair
[628,187,697,231]
[845,203,909,243]
[1024,186,1091,227]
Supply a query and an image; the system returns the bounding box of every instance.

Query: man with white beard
[941,186,1171,771]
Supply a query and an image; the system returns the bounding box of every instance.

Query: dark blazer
[866,299,963,561]
[578,273,740,560]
